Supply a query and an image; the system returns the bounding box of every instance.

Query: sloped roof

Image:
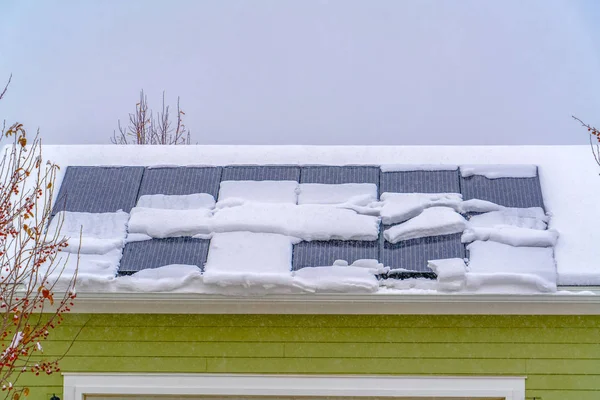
[41,145,600,295]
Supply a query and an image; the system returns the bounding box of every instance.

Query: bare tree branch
[112,90,191,145]
[572,115,600,170]
[0,75,78,398]
[0,75,11,102]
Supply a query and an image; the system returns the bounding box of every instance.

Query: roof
[39,145,600,303]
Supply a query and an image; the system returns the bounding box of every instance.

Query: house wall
[24,314,600,400]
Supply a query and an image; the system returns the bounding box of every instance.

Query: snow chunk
[468,208,548,230]
[462,227,558,247]
[380,278,438,291]
[379,193,462,224]
[125,233,153,243]
[384,207,467,243]
[212,203,380,241]
[218,180,298,204]
[116,264,203,292]
[466,241,556,292]
[128,202,379,241]
[51,248,123,281]
[380,164,458,172]
[460,164,537,179]
[49,211,129,254]
[203,232,297,288]
[128,207,212,238]
[428,258,467,292]
[298,183,377,205]
[293,266,379,293]
[458,199,504,214]
[137,193,215,210]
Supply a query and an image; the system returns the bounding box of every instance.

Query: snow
[34,144,600,289]
[44,211,128,282]
[384,207,467,243]
[218,180,298,204]
[211,203,380,241]
[378,193,462,224]
[203,232,297,288]
[293,266,379,293]
[136,193,215,210]
[462,227,558,247]
[458,199,504,213]
[468,208,548,230]
[48,211,129,254]
[129,202,379,241]
[380,164,458,172]
[466,241,557,292]
[297,183,377,205]
[116,264,203,292]
[427,258,467,292]
[460,164,538,179]
[557,272,600,287]
[128,207,213,238]
[51,248,123,281]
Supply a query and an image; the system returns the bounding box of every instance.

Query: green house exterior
[23,303,600,400]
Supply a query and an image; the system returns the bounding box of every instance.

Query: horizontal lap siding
[22,314,600,400]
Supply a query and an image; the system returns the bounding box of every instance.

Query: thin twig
[0,74,11,101]
[572,115,600,169]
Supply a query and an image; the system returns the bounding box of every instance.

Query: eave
[65,289,600,315]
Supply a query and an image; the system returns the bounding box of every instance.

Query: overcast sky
[1,0,599,145]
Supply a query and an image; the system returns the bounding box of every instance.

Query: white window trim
[63,373,526,400]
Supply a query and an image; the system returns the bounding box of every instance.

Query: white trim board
[65,292,600,315]
[62,373,526,400]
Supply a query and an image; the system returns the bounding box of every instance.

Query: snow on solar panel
[46,163,558,292]
[379,169,460,194]
[300,165,379,185]
[460,175,545,209]
[292,240,379,271]
[137,166,222,198]
[221,165,300,181]
[118,237,210,275]
[53,166,144,214]
[381,232,466,278]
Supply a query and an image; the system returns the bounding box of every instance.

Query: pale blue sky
[1,0,599,145]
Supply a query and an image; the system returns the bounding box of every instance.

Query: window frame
[62,373,526,400]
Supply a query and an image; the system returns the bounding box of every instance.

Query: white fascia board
[63,373,526,400]
[63,291,600,315]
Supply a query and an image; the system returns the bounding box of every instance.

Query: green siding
[21,314,600,400]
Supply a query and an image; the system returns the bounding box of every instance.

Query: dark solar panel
[53,166,144,214]
[292,240,379,271]
[460,175,545,209]
[380,232,465,278]
[380,169,460,194]
[118,237,209,275]
[300,166,380,185]
[137,167,222,198]
[221,165,300,181]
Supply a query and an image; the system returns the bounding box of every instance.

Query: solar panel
[380,232,465,278]
[137,167,222,198]
[118,237,209,275]
[300,166,380,185]
[292,240,379,271]
[53,166,144,214]
[460,175,545,209]
[380,169,460,194]
[221,165,300,181]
